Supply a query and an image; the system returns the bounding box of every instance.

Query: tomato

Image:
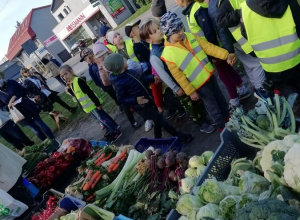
[53,152,60,158]
[48,166,55,172]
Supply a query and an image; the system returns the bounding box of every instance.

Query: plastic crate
[166,129,258,220]
[59,195,86,212]
[134,137,182,153]
[90,140,110,147]
[20,189,64,220]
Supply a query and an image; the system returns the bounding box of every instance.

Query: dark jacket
[109,69,154,109]
[133,41,151,63]
[0,80,40,119]
[151,0,167,17]
[216,0,241,29]
[182,2,219,46]
[208,0,235,53]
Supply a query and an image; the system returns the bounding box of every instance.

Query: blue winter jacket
[0,80,40,118]
[208,0,235,53]
[109,69,154,109]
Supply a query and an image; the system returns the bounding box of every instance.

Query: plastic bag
[0,189,28,220]
[58,138,92,159]
[9,107,25,123]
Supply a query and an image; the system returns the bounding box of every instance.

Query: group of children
[60,0,266,143]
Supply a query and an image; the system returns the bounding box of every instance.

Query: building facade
[0,59,22,81]
[51,0,136,53]
[6,5,71,73]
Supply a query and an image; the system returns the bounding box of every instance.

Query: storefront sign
[109,0,125,17]
[38,47,46,54]
[100,0,125,17]
[43,35,58,47]
[56,4,99,40]
[66,14,86,32]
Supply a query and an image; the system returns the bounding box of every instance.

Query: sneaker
[254,87,274,102]
[110,132,122,143]
[145,120,153,132]
[229,103,241,115]
[178,112,188,119]
[132,122,142,129]
[178,132,193,143]
[238,90,251,100]
[199,122,216,134]
[165,113,176,120]
[119,106,124,114]
[104,130,110,138]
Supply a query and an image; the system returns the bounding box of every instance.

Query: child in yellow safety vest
[59,64,122,143]
[160,12,236,130]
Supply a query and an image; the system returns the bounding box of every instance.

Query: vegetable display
[226,94,297,149]
[31,195,59,220]
[65,145,128,202]
[27,152,74,188]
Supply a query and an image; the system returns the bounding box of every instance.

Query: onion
[157,158,166,169]
[165,155,175,167]
[182,160,188,170]
[145,150,153,159]
[176,153,185,164]
[178,152,188,160]
[168,170,177,182]
[154,148,162,156]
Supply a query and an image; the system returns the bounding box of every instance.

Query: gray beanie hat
[160,11,184,37]
[103,53,124,74]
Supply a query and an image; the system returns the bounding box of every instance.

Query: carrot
[104,152,113,160]
[111,157,119,163]
[111,163,120,172]
[86,193,96,202]
[94,153,105,164]
[91,174,102,189]
[92,150,102,158]
[81,170,94,188]
[119,148,127,158]
[83,171,101,191]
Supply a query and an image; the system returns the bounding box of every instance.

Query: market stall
[4,93,300,220]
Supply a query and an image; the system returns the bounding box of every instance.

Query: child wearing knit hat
[104,53,193,143]
[159,12,236,131]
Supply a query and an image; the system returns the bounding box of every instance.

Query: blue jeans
[91,108,119,133]
[26,116,55,141]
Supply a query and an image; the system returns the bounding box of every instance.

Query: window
[63,8,69,16]
[58,13,64,21]
[66,6,71,12]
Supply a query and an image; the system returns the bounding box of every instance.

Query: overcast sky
[0,0,52,60]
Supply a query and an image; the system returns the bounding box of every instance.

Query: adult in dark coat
[0,79,55,141]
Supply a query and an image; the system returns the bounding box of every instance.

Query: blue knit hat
[99,25,110,37]
[160,11,184,37]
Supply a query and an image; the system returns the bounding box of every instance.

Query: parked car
[70,38,92,56]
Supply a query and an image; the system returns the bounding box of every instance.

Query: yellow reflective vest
[186,2,208,38]
[70,77,103,113]
[124,38,139,62]
[242,3,300,72]
[228,0,253,54]
[161,32,214,91]
[106,44,117,53]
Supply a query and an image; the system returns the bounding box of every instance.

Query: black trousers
[48,92,73,111]
[0,120,34,150]
[136,103,178,138]
[164,87,185,115]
